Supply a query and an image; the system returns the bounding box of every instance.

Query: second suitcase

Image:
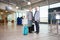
[31,25,34,31]
[28,25,34,33]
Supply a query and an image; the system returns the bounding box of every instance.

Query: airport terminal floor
[0,0,60,40]
[0,22,60,40]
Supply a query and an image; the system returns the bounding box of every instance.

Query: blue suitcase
[23,25,28,35]
[17,17,22,25]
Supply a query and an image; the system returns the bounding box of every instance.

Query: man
[27,7,33,33]
[34,7,40,34]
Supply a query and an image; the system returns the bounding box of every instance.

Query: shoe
[36,32,39,34]
[29,31,32,33]
[34,31,36,33]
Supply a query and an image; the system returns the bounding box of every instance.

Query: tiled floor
[0,22,60,40]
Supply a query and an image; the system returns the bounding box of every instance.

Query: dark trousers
[35,21,39,33]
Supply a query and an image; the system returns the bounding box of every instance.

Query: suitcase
[31,25,34,31]
[28,25,34,33]
[28,27,32,33]
[23,25,28,35]
[17,17,22,25]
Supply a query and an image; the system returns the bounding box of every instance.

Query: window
[39,2,60,22]
[40,6,48,22]
[40,6,48,17]
[50,3,60,8]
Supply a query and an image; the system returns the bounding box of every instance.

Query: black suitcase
[28,27,32,33]
[28,25,34,33]
[31,25,34,31]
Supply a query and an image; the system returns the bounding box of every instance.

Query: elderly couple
[27,7,40,34]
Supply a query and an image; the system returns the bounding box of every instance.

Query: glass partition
[48,2,60,24]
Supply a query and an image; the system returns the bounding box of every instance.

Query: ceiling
[0,0,43,7]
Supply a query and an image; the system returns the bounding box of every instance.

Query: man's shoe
[34,31,37,33]
[36,32,39,34]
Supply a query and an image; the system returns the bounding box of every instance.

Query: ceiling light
[6,11,8,12]
[27,2,31,5]
[1,12,3,14]
[16,6,19,9]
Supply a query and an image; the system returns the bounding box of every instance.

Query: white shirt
[22,17,28,25]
